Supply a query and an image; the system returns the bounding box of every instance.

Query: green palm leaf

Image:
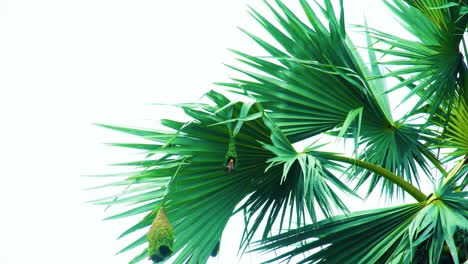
[368,0,467,119]
[354,122,433,199]
[237,111,357,248]
[95,90,356,263]
[90,1,468,263]
[253,168,468,264]
[440,99,468,157]
[403,167,468,264]
[95,94,268,263]
[221,0,435,199]
[255,202,426,264]
[220,0,390,143]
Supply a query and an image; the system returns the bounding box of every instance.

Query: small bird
[226,157,236,173]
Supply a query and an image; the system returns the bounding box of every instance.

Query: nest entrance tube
[147,206,174,263]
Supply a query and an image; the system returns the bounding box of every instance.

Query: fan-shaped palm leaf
[440,99,468,157]
[221,0,389,142]
[94,90,356,263]
[254,167,467,264]
[237,111,356,248]
[90,1,468,263]
[368,0,467,119]
[220,0,435,199]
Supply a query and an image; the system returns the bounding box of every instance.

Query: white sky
[0,1,435,263]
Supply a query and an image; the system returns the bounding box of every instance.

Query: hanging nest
[225,137,237,173]
[147,206,174,263]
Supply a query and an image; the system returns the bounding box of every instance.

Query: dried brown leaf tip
[147,206,174,263]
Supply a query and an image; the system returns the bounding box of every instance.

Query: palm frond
[368,0,467,120]
[402,167,468,264]
[355,122,433,199]
[237,112,357,249]
[220,0,390,143]
[440,99,468,157]
[90,1,468,263]
[221,0,435,200]
[254,202,426,264]
[253,167,468,264]
[93,95,258,263]
[95,90,358,263]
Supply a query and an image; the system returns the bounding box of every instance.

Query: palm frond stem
[316,153,427,202]
[444,158,466,186]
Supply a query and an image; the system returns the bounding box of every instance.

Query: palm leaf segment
[443,99,468,157]
[221,0,433,198]
[240,110,356,248]
[223,0,389,142]
[254,167,468,264]
[95,90,355,263]
[369,0,467,119]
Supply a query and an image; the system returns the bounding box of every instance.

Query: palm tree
[91,0,468,263]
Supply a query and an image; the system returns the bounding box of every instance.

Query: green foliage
[95,90,355,263]
[369,0,467,120]
[253,168,468,264]
[222,0,437,199]
[441,99,468,157]
[222,0,389,142]
[91,0,468,263]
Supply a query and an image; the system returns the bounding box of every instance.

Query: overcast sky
[0,1,431,263]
